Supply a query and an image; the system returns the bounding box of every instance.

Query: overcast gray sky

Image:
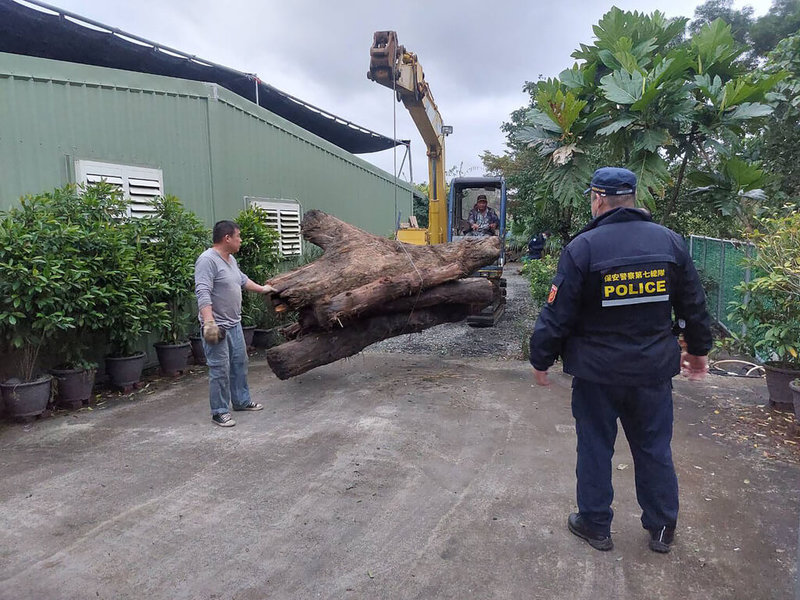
[30,0,773,184]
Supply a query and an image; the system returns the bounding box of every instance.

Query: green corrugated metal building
[0,50,415,243]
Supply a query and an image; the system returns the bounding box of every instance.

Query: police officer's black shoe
[567,513,613,551]
[648,526,675,553]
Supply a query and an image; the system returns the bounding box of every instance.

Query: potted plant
[235,206,281,348]
[146,195,208,375]
[730,212,800,409]
[0,191,84,418]
[252,308,290,349]
[41,184,128,407]
[102,213,170,391]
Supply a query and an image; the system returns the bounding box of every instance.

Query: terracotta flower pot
[1,375,53,420]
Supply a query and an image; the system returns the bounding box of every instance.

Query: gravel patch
[364,263,537,360]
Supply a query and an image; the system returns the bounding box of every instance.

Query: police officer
[529,167,711,553]
[527,231,549,260]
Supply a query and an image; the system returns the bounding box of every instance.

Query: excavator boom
[368,31,447,245]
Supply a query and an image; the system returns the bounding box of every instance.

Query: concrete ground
[1,268,798,599]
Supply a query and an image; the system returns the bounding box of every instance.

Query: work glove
[202,319,225,345]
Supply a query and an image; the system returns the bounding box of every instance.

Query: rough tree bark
[266,305,471,380]
[263,210,502,378]
[283,277,497,338]
[268,210,501,315]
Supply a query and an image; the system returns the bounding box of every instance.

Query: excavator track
[467,277,506,327]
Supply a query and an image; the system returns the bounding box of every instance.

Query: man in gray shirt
[195,220,276,427]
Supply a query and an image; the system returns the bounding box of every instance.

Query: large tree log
[266,305,471,380]
[313,264,461,326]
[268,210,501,312]
[283,277,496,337]
[372,278,496,315]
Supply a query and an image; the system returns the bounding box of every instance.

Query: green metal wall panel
[207,95,411,236]
[0,52,414,237]
[0,53,215,222]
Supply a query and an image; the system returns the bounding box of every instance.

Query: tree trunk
[268,210,501,312]
[312,265,490,327]
[660,124,696,225]
[376,278,496,315]
[285,277,497,335]
[266,305,471,380]
[262,210,502,378]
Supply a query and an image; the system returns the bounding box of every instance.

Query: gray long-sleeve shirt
[194,248,249,329]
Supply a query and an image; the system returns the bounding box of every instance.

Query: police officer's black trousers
[571,378,679,535]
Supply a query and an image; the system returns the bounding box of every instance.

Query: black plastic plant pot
[105,352,147,390]
[1,375,53,419]
[154,342,191,376]
[242,325,256,348]
[51,367,96,408]
[763,362,800,410]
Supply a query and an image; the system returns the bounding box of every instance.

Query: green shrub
[521,254,559,308]
[235,206,282,327]
[98,202,171,358]
[43,184,134,367]
[145,195,209,343]
[0,191,82,379]
[0,183,164,376]
[729,211,800,366]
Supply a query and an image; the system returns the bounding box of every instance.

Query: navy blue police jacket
[529,207,712,386]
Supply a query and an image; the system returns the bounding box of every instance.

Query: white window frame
[245,197,303,257]
[75,160,163,218]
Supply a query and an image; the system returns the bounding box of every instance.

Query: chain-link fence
[689,235,754,334]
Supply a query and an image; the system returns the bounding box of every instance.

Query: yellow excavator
[368,31,507,325]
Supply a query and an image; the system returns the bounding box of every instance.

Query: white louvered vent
[128,177,161,217]
[246,198,302,257]
[76,160,163,218]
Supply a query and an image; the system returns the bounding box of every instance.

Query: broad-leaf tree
[759,31,800,203]
[513,8,782,229]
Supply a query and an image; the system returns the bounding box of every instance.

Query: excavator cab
[448,176,507,326]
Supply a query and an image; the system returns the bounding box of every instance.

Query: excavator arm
[368,31,448,245]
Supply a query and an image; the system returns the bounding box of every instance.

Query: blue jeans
[571,377,678,535]
[202,322,252,415]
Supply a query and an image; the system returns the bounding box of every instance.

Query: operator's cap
[476,194,488,201]
[585,167,637,196]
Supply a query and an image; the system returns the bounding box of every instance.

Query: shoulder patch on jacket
[548,274,565,304]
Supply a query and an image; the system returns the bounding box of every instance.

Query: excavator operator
[467,194,499,236]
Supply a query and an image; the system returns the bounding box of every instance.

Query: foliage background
[487,2,800,359]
